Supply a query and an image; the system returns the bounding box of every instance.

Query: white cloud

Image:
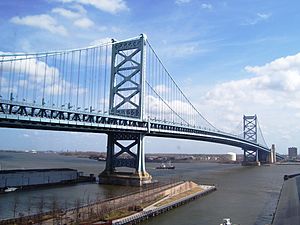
[257,13,271,20]
[201,3,212,9]
[90,37,112,46]
[52,6,95,29]
[154,85,170,94]
[57,0,128,14]
[10,14,68,36]
[0,52,90,105]
[73,17,94,28]
[242,12,272,25]
[175,0,191,4]
[70,4,87,14]
[0,53,60,84]
[161,41,209,58]
[145,95,197,121]
[52,7,82,19]
[199,52,300,150]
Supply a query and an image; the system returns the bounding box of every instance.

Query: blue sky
[0,0,300,154]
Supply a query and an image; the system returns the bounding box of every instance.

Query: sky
[0,0,300,154]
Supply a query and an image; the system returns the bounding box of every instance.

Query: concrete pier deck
[272,174,300,224]
[94,184,216,225]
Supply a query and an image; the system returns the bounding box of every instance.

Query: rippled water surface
[0,151,298,225]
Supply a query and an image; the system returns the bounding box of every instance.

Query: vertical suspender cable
[83,49,88,110]
[69,51,74,107]
[97,46,102,112]
[63,52,68,107]
[22,55,28,101]
[104,45,108,113]
[76,50,82,109]
[16,58,22,101]
[59,53,64,107]
[33,55,38,104]
[93,47,99,110]
[91,48,96,110]
[25,55,32,102]
[8,56,16,101]
[0,56,3,98]
[52,54,57,106]
[42,54,48,105]
[90,48,95,110]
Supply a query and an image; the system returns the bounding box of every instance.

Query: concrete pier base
[241,161,261,166]
[99,171,152,186]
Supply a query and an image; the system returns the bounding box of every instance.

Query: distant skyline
[1,0,300,154]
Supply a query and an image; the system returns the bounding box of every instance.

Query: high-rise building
[288,147,297,159]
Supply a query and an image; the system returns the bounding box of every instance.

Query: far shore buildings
[288,147,298,160]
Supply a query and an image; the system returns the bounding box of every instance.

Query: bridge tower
[99,34,152,186]
[242,115,261,166]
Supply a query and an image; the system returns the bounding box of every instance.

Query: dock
[101,184,216,225]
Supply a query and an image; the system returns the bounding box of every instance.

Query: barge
[156,162,175,169]
[0,168,94,193]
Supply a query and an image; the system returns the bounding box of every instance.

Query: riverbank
[0,181,216,225]
[98,184,216,225]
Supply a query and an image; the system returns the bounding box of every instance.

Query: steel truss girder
[105,132,146,173]
[243,149,258,162]
[243,115,257,142]
[0,101,147,127]
[0,101,282,159]
[243,115,259,161]
[109,35,146,119]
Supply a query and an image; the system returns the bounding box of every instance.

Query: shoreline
[99,184,216,225]
[0,181,216,225]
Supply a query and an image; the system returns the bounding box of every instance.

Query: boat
[221,218,232,225]
[156,162,175,169]
[4,187,18,193]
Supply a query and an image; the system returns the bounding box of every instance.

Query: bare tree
[74,198,81,225]
[36,195,45,225]
[50,195,59,225]
[61,199,69,224]
[26,196,32,216]
[12,195,19,219]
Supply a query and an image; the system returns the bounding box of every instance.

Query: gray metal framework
[104,34,148,177]
[105,132,145,173]
[0,100,284,161]
[243,115,258,162]
[0,34,284,180]
[243,115,257,142]
[109,35,145,118]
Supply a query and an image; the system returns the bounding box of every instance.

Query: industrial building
[226,152,237,161]
[288,147,298,160]
[0,168,78,190]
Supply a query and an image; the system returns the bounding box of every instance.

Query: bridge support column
[267,144,276,164]
[99,132,152,186]
[242,149,261,166]
[99,34,152,186]
[272,144,277,163]
[241,115,261,166]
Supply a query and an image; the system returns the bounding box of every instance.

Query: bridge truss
[0,34,283,185]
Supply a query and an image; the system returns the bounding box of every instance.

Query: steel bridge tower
[99,34,152,186]
[242,115,261,166]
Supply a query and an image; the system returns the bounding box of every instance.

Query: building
[226,152,237,161]
[288,147,297,159]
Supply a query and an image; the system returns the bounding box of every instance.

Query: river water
[0,151,298,225]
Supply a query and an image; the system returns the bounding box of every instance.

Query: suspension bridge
[0,34,283,185]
